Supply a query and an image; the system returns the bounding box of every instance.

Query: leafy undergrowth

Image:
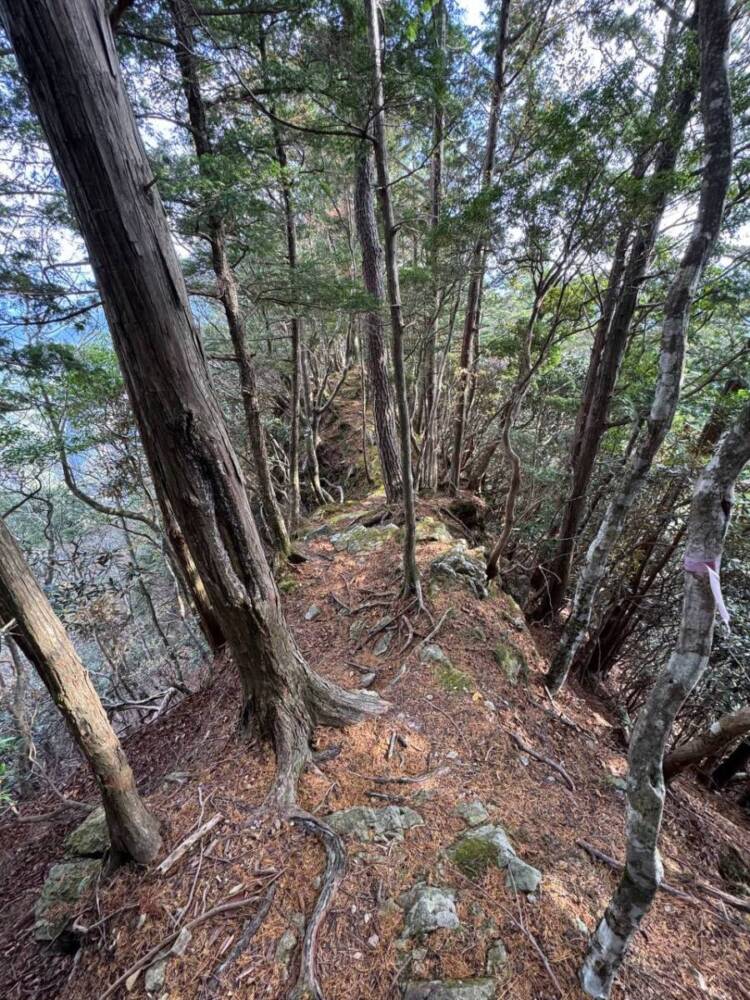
[1,498,749,1000]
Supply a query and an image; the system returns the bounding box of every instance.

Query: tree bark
[532,9,697,620]
[581,391,750,998]
[545,0,733,696]
[0,519,161,864]
[449,0,510,493]
[1,0,384,804]
[664,706,750,782]
[363,0,421,599]
[354,144,403,503]
[712,739,750,788]
[420,0,446,493]
[169,0,291,558]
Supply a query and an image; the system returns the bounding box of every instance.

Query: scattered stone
[144,958,167,994]
[493,640,528,686]
[275,928,297,968]
[349,619,368,642]
[35,858,102,941]
[404,978,495,999]
[402,886,459,937]
[374,631,393,656]
[485,939,508,974]
[125,968,141,992]
[367,933,380,948]
[519,754,530,767]
[360,671,377,687]
[411,788,437,805]
[447,825,515,877]
[605,774,627,793]
[455,799,489,828]
[430,543,488,599]
[170,926,192,957]
[326,805,423,842]
[420,643,452,667]
[414,517,453,544]
[63,806,109,857]
[163,771,190,786]
[304,604,321,621]
[330,522,399,555]
[505,856,542,893]
[411,947,428,962]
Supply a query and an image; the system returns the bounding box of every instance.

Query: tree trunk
[170,0,291,558]
[664,706,750,783]
[581,391,750,998]
[0,519,161,864]
[354,144,403,504]
[545,0,733,696]
[364,0,421,599]
[6,637,34,796]
[532,11,697,620]
[1,0,384,803]
[420,0,446,493]
[449,0,510,493]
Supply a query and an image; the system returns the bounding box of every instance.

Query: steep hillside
[1,498,749,1000]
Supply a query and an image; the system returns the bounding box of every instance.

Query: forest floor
[1,496,749,1000]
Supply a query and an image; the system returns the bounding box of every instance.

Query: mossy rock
[435,661,473,694]
[330,522,399,555]
[413,517,453,544]
[35,859,102,941]
[493,640,529,685]
[63,806,109,857]
[447,825,515,877]
[278,575,297,594]
[718,846,750,891]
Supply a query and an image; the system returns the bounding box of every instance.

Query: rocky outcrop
[430,543,488,599]
[35,858,102,942]
[326,805,423,842]
[403,979,495,999]
[401,885,459,937]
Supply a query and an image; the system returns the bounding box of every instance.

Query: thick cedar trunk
[545,0,733,696]
[449,0,510,493]
[579,8,737,995]
[581,395,750,998]
[354,145,403,503]
[420,0,446,493]
[533,15,697,620]
[170,0,291,558]
[364,0,421,599]
[1,0,383,801]
[664,706,750,782]
[0,519,161,864]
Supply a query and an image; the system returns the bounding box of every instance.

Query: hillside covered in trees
[0,1,749,999]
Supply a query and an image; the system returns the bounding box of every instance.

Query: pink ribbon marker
[683,556,730,629]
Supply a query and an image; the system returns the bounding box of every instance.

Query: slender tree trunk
[421,0,446,493]
[364,0,421,599]
[1,0,385,804]
[449,0,510,493]
[0,519,161,863]
[580,394,750,999]
[545,0,733,696]
[170,0,291,558]
[6,638,34,795]
[664,706,750,783]
[354,145,403,503]
[532,13,696,619]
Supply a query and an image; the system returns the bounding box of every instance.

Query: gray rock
[63,806,109,857]
[374,631,393,656]
[360,671,377,687]
[35,858,102,941]
[275,928,297,967]
[485,940,508,974]
[447,825,515,877]
[430,543,488,599]
[326,805,423,842]
[505,856,542,893]
[170,926,192,957]
[330,522,399,555]
[403,886,459,937]
[455,799,489,828]
[404,979,496,999]
[420,643,451,667]
[144,958,167,994]
[304,604,321,621]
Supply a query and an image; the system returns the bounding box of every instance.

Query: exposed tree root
[202,879,278,996]
[286,809,346,1000]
